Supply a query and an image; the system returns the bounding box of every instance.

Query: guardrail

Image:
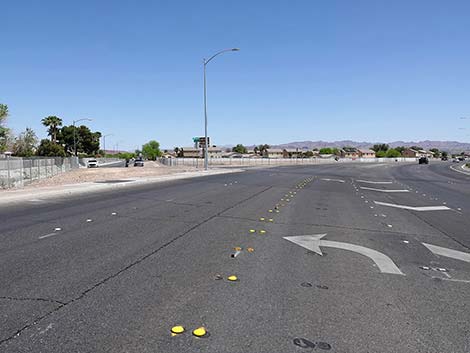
[0,156,79,189]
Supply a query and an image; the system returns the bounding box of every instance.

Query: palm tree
[0,104,8,121]
[41,116,63,143]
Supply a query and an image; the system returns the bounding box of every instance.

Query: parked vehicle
[452,158,460,163]
[134,158,144,167]
[418,156,429,164]
[87,159,98,168]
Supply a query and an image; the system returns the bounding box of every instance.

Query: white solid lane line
[360,187,409,193]
[38,233,57,239]
[320,178,345,183]
[356,180,393,184]
[374,201,451,211]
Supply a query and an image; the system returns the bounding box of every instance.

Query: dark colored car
[134,158,144,167]
[418,156,429,164]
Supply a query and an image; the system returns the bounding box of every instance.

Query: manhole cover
[94,180,133,184]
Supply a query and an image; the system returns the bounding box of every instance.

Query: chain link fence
[0,156,79,189]
[158,157,418,167]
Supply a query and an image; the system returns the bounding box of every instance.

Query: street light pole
[102,133,113,160]
[203,48,239,170]
[73,118,92,156]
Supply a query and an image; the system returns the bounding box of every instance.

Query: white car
[87,159,98,168]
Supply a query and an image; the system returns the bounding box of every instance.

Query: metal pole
[6,155,11,188]
[203,60,208,170]
[73,120,77,156]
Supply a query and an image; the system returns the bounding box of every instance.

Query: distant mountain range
[242,140,470,153]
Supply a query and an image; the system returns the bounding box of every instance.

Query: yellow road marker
[192,327,207,337]
[259,230,266,234]
[234,246,242,251]
[259,217,265,221]
[228,275,238,281]
[268,209,273,213]
[171,326,185,334]
[247,247,254,252]
[268,219,273,222]
[249,229,256,233]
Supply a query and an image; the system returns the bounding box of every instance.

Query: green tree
[13,128,38,157]
[0,104,7,120]
[372,144,389,152]
[232,144,247,154]
[394,146,406,155]
[319,147,333,154]
[303,151,314,158]
[77,126,101,155]
[429,148,440,157]
[441,151,449,159]
[142,140,162,160]
[410,146,423,151]
[36,139,66,157]
[376,150,387,157]
[255,144,270,155]
[0,104,12,153]
[174,147,183,157]
[57,125,101,155]
[385,148,401,158]
[41,116,63,142]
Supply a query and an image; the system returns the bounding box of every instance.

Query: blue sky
[2,0,470,150]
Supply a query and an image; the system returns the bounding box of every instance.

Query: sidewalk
[0,167,244,205]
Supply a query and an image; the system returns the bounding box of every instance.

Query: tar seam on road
[216,214,434,238]
[0,296,66,305]
[0,185,273,346]
[400,205,470,251]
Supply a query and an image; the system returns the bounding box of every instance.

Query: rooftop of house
[181,147,200,152]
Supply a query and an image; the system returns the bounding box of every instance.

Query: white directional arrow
[283,234,404,275]
[423,243,470,263]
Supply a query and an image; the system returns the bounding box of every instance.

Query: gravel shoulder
[23,161,198,188]
[0,162,243,206]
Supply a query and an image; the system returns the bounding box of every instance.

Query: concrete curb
[0,168,244,206]
[449,164,470,176]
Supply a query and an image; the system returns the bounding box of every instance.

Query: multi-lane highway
[1,161,470,352]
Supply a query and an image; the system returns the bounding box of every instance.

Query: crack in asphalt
[378,194,470,251]
[0,296,65,305]
[0,185,273,347]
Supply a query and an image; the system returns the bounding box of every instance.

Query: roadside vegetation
[0,103,164,160]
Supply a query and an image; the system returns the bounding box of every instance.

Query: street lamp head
[231,48,240,51]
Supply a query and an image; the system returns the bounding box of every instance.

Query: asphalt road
[1,161,470,352]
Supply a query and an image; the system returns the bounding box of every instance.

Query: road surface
[1,161,469,352]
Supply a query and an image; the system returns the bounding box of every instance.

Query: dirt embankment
[25,161,198,188]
